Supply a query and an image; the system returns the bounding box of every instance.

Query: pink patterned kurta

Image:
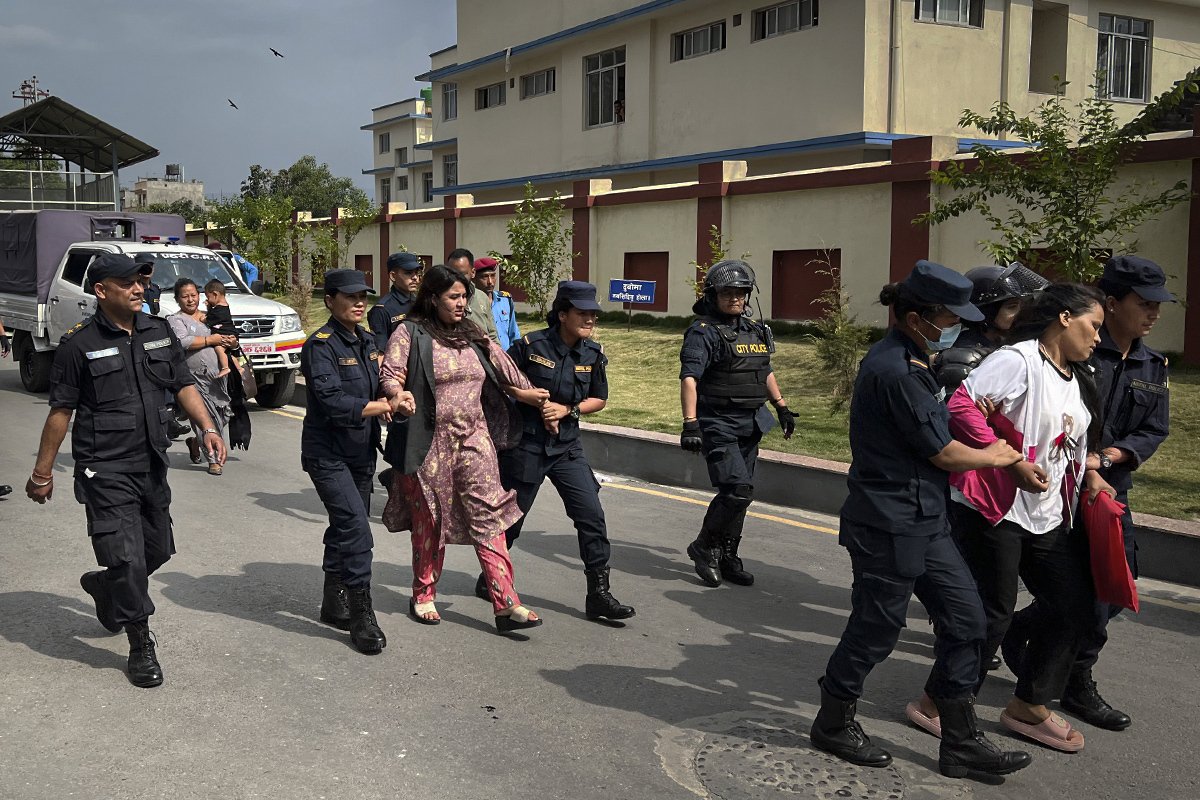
[379,324,530,546]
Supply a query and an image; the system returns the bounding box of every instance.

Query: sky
[0,1,456,198]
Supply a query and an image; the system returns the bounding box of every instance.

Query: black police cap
[1101,255,1175,302]
[87,253,153,285]
[554,280,602,311]
[386,252,421,272]
[323,268,374,295]
[903,260,983,321]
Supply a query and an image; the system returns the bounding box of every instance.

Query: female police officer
[679,260,795,588]
[811,261,1031,778]
[301,269,396,654]
[492,281,635,621]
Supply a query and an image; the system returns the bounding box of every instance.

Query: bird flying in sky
[270,48,285,58]
[227,99,239,110]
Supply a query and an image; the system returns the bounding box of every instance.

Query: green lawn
[278,295,1199,521]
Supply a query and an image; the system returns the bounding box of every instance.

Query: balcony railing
[0,169,117,210]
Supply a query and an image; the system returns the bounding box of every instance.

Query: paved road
[1,358,1198,800]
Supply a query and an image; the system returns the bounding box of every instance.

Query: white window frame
[584,46,626,128]
[422,172,434,203]
[1097,14,1151,102]
[442,154,458,188]
[475,81,506,110]
[520,68,557,99]
[673,20,727,61]
[378,132,390,154]
[915,0,983,28]
[442,82,458,120]
[752,1,817,42]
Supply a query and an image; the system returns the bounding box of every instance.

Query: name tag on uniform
[1131,379,1167,394]
[529,354,555,369]
[390,314,406,323]
[575,365,592,373]
[339,357,359,366]
[86,347,120,360]
[142,338,172,351]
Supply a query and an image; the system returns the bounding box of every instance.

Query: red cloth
[1081,490,1139,613]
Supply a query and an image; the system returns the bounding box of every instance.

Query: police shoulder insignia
[499,290,511,297]
[908,358,929,371]
[390,313,407,323]
[314,331,332,340]
[62,320,87,340]
[529,353,555,369]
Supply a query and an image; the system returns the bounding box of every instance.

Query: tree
[687,225,751,297]
[301,192,377,286]
[491,183,574,317]
[0,155,66,191]
[240,155,369,216]
[142,198,208,226]
[919,75,1196,281]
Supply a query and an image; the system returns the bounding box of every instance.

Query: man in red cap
[472,257,521,350]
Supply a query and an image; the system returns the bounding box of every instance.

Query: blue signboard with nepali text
[608,278,656,305]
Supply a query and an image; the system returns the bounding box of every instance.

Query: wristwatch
[1099,452,1113,469]
[569,404,581,420]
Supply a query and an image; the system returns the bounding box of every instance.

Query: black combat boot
[686,528,723,587]
[80,571,121,633]
[1061,671,1131,731]
[719,535,754,586]
[935,696,1032,778]
[584,567,636,621]
[809,678,892,767]
[125,621,164,688]
[319,572,351,631]
[347,586,387,654]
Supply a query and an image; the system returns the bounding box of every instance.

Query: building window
[475,81,506,110]
[1098,14,1151,102]
[443,154,458,187]
[520,68,556,99]
[442,82,458,120]
[379,178,391,205]
[422,172,433,203]
[378,132,390,154]
[396,174,409,192]
[752,1,818,41]
[585,46,626,128]
[673,21,727,61]
[394,147,408,167]
[915,0,983,27]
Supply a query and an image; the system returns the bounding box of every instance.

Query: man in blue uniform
[25,253,227,688]
[1006,254,1172,731]
[679,260,796,588]
[492,281,634,620]
[472,257,521,351]
[813,261,1030,778]
[302,269,394,654]
[367,251,422,355]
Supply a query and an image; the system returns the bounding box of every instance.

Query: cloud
[0,24,60,47]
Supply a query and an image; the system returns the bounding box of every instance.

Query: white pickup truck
[0,209,304,407]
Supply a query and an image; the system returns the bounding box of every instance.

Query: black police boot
[347,586,386,654]
[935,696,1032,778]
[319,572,351,631]
[474,572,491,601]
[378,467,394,492]
[686,528,723,588]
[80,571,121,633]
[1061,671,1131,731]
[809,678,892,767]
[125,621,164,688]
[719,535,755,586]
[584,567,636,621]
[985,654,1003,671]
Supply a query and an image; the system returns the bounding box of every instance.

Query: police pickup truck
[0,210,304,407]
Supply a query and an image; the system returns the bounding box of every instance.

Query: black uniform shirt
[679,314,777,434]
[507,327,608,455]
[1092,327,1170,495]
[300,317,381,466]
[367,287,414,353]
[49,308,194,471]
[841,329,954,537]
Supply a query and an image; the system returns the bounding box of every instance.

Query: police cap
[903,260,983,321]
[87,253,153,285]
[386,252,421,272]
[323,268,374,295]
[1100,255,1176,302]
[554,280,602,311]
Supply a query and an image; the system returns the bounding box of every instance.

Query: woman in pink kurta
[379,265,550,633]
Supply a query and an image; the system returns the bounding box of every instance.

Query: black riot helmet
[966,262,1049,307]
[704,259,756,293]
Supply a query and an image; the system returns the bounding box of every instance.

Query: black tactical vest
[698,320,773,408]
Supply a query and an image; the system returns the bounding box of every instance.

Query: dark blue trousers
[303,457,375,588]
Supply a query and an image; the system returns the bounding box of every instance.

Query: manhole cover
[694,715,905,800]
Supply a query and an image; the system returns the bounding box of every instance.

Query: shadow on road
[0,590,125,676]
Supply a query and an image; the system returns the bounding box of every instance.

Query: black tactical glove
[0,334,9,358]
[680,419,703,452]
[775,406,797,439]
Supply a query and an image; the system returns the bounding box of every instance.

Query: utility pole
[11,76,50,106]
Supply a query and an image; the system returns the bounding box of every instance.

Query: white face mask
[920,318,962,352]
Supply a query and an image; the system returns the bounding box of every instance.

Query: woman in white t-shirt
[906,284,1112,754]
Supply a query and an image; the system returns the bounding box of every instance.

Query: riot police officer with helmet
[678,259,796,588]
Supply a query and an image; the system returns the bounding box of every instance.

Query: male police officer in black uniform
[494,281,635,620]
[302,269,393,654]
[368,251,422,355]
[679,260,796,588]
[25,253,227,688]
[1006,254,1172,731]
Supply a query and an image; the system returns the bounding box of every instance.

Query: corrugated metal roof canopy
[0,96,158,173]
